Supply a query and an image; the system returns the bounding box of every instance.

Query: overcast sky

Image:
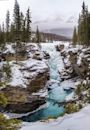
[0,0,90,30]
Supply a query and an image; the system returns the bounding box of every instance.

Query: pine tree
[36,26,41,43]
[10,23,15,43]
[82,2,88,45]
[78,14,82,44]
[81,1,86,45]
[13,0,21,62]
[20,12,24,30]
[6,10,10,43]
[72,27,77,45]
[85,7,90,46]
[26,7,31,42]
[77,2,90,46]
[87,14,90,45]
[0,25,4,47]
[0,23,5,45]
[13,0,21,43]
[20,12,27,42]
[21,18,27,42]
[0,25,4,46]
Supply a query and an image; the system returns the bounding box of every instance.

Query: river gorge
[20,42,75,122]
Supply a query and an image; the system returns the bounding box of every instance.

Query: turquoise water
[21,42,71,122]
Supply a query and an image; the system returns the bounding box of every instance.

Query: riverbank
[20,104,90,130]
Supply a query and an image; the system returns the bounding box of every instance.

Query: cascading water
[42,43,66,101]
[21,42,73,122]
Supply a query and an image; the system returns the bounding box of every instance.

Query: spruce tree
[10,23,15,43]
[82,2,88,45]
[0,25,4,46]
[78,2,90,46]
[0,23,5,45]
[26,7,31,42]
[13,0,21,61]
[87,14,90,45]
[85,7,90,46]
[72,27,77,45]
[21,18,27,42]
[6,10,10,43]
[36,26,41,43]
[81,1,86,45]
[20,12,27,42]
[78,14,82,44]
[13,0,21,43]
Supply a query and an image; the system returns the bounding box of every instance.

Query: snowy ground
[20,105,90,130]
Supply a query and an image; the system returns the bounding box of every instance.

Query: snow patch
[4,44,15,54]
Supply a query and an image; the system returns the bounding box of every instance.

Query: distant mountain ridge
[43,28,74,38]
[32,31,71,42]
[40,32,71,41]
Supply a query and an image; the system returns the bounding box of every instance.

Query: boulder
[32,51,42,60]
[56,44,65,52]
[43,51,50,59]
[59,67,76,81]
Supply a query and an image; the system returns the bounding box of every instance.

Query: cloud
[32,15,77,31]
[66,16,78,23]
[33,19,48,24]
[0,0,89,30]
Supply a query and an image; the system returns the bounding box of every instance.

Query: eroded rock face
[27,70,50,93]
[1,87,46,113]
[0,64,49,113]
[61,45,90,79]
[0,43,50,114]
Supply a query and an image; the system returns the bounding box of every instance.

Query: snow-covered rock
[3,44,15,54]
[65,92,74,101]
[0,43,50,114]
[61,44,90,79]
[8,59,49,88]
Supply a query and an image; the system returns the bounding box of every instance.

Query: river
[21,42,74,122]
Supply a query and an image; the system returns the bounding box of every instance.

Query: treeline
[0,0,32,45]
[73,2,90,46]
[41,32,71,42]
